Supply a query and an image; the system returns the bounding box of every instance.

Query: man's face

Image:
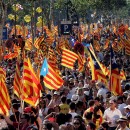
[109,102,116,109]
[119,121,127,128]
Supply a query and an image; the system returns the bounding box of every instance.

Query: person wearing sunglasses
[73,118,86,130]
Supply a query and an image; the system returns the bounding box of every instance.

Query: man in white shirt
[103,99,122,130]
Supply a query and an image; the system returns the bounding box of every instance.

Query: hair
[47,108,54,115]
[73,118,86,130]
[54,105,60,112]
[67,99,71,105]
[31,107,38,114]
[65,113,72,122]
[76,101,83,108]
[74,115,85,123]
[13,104,19,110]
[88,100,95,107]
[61,96,67,103]
[39,99,46,108]
[88,122,96,130]
[46,94,52,101]
[125,84,130,91]
[101,122,109,128]
[56,113,66,125]
[94,97,100,102]
[69,102,76,110]
[117,96,124,102]
[93,106,101,119]
[85,112,93,120]
[43,122,53,130]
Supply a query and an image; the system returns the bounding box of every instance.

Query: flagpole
[109,40,112,93]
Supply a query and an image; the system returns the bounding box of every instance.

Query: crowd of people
[0,23,130,130]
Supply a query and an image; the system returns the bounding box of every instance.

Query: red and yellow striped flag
[93,40,100,51]
[25,38,32,51]
[0,68,10,116]
[104,39,109,50]
[13,60,22,98]
[78,52,85,72]
[0,68,6,80]
[124,38,130,55]
[61,48,78,69]
[34,35,44,49]
[120,70,126,80]
[112,39,122,52]
[22,58,42,106]
[4,52,18,60]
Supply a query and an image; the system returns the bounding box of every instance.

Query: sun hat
[124,105,130,109]
[84,91,89,96]
[53,91,60,95]
[71,94,79,104]
[83,84,90,89]
[117,116,127,122]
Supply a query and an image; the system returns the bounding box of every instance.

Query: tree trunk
[49,0,54,30]
[0,1,7,44]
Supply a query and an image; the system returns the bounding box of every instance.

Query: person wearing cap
[116,116,130,130]
[48,91,60,108]
[103,99,122,130]
[124,105,130,116]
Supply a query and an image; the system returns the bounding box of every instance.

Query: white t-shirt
[118,127,130,130]
[69,112,78,120]
[104,108,122,127]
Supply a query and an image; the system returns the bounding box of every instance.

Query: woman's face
[73,119,80,129]
[54,106,60,113]
[41,101,45,108]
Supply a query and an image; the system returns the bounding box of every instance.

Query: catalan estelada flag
[22,58,42,106]
[0,68,10,116]
[40,58,63,90]
[88,47,107,84]
[109,46,122,95]
[61,48,78,69]
[13,60,22,98]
